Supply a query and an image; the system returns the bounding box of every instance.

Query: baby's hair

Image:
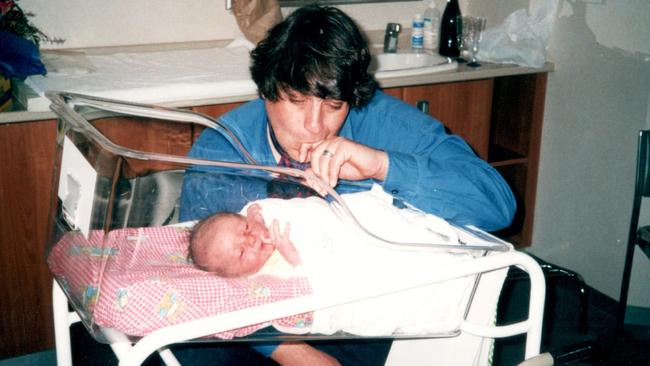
[189,212,243,277]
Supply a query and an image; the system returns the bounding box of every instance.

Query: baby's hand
[246,203,265,223]
[269,219,302,267]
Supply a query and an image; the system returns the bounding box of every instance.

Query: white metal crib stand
[52,251,546,366]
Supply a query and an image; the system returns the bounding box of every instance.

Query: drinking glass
[461,16,486,67]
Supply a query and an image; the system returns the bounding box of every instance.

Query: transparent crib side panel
[47,110,191,342]
[44,104,322,343]
[44,94,504,344]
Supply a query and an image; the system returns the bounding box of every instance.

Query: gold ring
[322,150,334,158]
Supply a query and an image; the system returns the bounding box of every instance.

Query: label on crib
[58,136,98,238]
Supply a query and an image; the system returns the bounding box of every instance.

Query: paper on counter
[23,46,258,111]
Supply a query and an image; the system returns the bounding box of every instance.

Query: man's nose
[304,99,324,134]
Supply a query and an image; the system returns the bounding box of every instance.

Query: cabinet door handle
[416,100,429,114]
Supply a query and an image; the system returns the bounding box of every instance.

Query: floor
[1,264,648,366]
[495,266,650,366]
[494,265,650,366]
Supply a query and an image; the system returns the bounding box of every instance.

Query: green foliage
[0,0,60,46]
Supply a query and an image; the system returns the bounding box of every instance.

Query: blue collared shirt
[179,90,515,231]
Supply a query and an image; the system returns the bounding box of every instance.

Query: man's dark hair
[250,4,377,108]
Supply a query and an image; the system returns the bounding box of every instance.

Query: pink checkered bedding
[47,226,313,339]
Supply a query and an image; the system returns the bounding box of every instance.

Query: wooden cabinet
[191,102,244,139]
[402,79,494,160]
[489,73,547,246]
[0,120,57,358]
[394,73,548,247]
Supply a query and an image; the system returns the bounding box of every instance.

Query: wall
[20,0,650,307]
[533,0,650,309]
[22,0,436,50]
[472,0,650,309]
[22,0,238,49]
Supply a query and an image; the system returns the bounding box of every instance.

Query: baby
[188,186,486,338]
[189,185,460,278]
[189,203,302,277]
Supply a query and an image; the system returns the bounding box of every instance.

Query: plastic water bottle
[423,0,440,51]
[411,13,424,51]
[439,0,462,58]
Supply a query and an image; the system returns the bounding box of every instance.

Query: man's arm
[271,342,341,366]
[381,142,516,231]
[349,91,516,231]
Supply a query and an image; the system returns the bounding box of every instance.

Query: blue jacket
[180,90,515,231]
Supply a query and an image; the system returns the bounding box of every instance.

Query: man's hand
[308,137,389,188]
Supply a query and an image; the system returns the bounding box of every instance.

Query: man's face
[211,214,274,276]
[265,91,350,162]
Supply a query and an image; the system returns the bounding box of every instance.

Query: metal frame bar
[52,251,545,366]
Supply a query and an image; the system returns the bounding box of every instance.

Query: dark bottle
[438,0,462,58]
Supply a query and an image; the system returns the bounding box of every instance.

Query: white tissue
[476,0,559,68]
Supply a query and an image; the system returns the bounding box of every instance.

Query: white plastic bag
[476,0,559,68]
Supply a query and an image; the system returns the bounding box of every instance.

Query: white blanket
[245,186,478,336]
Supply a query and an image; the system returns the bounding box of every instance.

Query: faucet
[383,23,401,53]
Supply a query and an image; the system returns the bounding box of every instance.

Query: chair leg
[570,271,588,334]
[617,237,637,334]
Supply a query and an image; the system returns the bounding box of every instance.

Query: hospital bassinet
[45,91,547,366]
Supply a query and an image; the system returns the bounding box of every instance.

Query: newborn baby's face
[215,214,275,276]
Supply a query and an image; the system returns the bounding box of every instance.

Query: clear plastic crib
[45,91,546,366]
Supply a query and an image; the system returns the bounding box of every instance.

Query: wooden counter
[0,61,552,123]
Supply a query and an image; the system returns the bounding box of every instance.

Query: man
[180,4,515,365]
